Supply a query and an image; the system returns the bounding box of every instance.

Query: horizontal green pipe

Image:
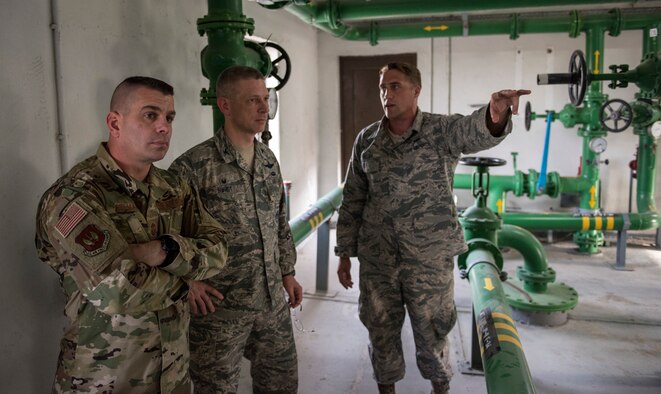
[502,211,660,231]
[289,186,343,246]
[287,7,661,42]
[335,0,631,22]
[465,249,536,394]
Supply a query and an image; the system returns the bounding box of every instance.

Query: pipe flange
[517,266,556,285]
[197,14,255,36]
[458,238,504,271]
[608,8,622,37]
[369,21,379,46]
[568,10,581,38]
[546,172,561,198]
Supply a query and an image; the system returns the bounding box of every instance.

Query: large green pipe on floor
[464,247,536,394]
[289,186,343,246]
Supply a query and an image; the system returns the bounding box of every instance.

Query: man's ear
[106,111,121,138]
[217,96,230,115]
[414,85,421,98]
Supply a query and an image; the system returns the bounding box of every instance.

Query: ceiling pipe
[283,4,661,45]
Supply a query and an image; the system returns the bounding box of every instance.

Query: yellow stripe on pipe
[308,218,316,228]
[595,216,602,230]
[495,322,519,337]
[607,216,614,230]
[492,312,516,326]
[582,216,590,231]
[318,212,325,222]
[498,334,523,350]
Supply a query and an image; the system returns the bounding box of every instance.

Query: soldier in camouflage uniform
[169,66,302,394]
[35,77,229,393]
[335,62,530,394]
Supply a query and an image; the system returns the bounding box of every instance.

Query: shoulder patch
[55,201,88,238]
[74,224,110,256]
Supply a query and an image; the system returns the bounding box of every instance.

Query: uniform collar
[96,143,167,198]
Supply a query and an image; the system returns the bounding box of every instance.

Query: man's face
[114,87,175,164]
[379,69,420,121]
[224,78,269,136]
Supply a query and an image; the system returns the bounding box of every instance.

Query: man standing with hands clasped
[335,62,530,394]
[170,66,302,394]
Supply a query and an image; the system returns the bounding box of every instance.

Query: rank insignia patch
[55,202,87,238]
[75,224,110,256]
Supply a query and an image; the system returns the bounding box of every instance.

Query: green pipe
[289,186,343,246]
[502,211,660,231]
[464,247,536,394]
[285,6,661,43]
[635,133,658,214]
[326,0,631,22]
[497,224,554,293]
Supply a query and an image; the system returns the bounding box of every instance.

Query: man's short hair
[379,62,421,87]
[216,66,265,98]
[110,76,173,112]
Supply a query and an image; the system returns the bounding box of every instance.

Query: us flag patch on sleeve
[55,201,87,238]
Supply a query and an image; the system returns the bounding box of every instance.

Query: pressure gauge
[651,121,661,138]
[589,137,607,154]
[268,88,278,120]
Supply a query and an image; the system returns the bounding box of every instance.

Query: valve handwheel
[568,50,588,106]
[459,157,507,167]
[524,101,532,131]
[263,41,291,91]
[600,99,633,133]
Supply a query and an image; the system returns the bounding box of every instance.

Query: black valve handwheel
[568,50,588,106]
[600,99,633,133]
[459,157,507,167]
[264,41,291,91]
[525,101,532,131]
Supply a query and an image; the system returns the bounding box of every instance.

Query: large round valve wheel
[524,101,532,131]
[568,50,588,106]
[264,41,291,91]
[459,157,507,167]
[600,99,633,133]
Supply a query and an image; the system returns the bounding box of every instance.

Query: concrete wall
[0,0,657,392]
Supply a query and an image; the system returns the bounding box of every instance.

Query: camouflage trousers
[189,298,298,394]
[357,239,456,385]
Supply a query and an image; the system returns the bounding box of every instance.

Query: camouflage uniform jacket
[169,128,296,312]
[335,107,511,259]
[36,144,228,393]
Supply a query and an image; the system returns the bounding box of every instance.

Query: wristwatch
[159,235,180,267]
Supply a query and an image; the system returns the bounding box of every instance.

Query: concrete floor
[238,229,661,393]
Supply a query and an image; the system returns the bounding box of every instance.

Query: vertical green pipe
[636,133,658,214]
[465,249,536,394]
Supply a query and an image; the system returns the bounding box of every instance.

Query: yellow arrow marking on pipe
[607,216,614,230]
[593,50,600,75]
[484,278,495,291]
[498,334,524,350]
[424,25,449,32]
[497,199,503,214]
[595,216,603,230]
[589,186,596,209]
[582,216,590,231]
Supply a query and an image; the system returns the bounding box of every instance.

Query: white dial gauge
[268,88,278,120]
[651,121,661,138]
[589,137,607,154]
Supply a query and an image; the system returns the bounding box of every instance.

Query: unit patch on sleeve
[74,224,111,256]
[55,201,88,238]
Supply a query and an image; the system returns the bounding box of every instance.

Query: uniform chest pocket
[362,159,390,198]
